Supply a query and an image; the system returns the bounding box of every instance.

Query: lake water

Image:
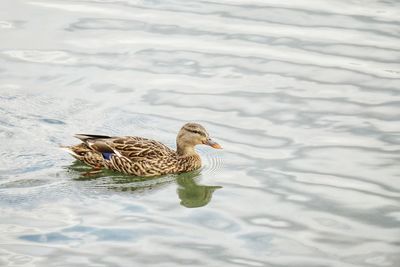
[1,0,400,266]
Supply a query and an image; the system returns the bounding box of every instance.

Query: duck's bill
[205,139,222,149]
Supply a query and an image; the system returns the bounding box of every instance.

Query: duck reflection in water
[176,170,222,208]
[67,162,221,208]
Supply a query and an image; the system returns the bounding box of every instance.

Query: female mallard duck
[63,123,222,177]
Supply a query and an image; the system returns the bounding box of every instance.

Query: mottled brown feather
[64,123,218,177]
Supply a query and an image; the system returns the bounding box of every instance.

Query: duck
[62,123,222,177]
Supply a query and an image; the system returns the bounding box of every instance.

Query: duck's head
[176,123,222,155]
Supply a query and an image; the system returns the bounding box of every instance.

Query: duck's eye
[185,127,206,137]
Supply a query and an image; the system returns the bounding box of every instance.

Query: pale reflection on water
[1,0,400,266]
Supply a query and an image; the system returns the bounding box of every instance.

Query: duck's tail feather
[60,145,83,160]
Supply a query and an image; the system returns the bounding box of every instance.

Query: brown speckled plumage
[62,123,221,177]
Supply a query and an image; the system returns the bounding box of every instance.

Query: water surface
[1,0,400,266]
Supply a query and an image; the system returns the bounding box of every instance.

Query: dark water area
[1,0,400,266]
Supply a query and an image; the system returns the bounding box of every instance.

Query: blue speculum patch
[102,152,113,160]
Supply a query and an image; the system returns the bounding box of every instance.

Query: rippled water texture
[1,0,400,266]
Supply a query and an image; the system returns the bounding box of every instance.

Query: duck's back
[107,136,176,160]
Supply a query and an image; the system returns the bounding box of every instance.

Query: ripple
[0,179,51,189]
[2,50,78,64]
[40,118,66,125]
[249,217,291,228]
[198,147,224,176]
[228,257,266,267]
[0,20,23,29]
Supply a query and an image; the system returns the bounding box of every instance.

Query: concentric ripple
[197,147,224,176]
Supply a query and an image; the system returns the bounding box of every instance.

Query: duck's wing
[106,137,175,160]
[77,135,174,161]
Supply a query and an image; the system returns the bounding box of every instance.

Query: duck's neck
[176,144,197,157]
[176,145,202,172]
